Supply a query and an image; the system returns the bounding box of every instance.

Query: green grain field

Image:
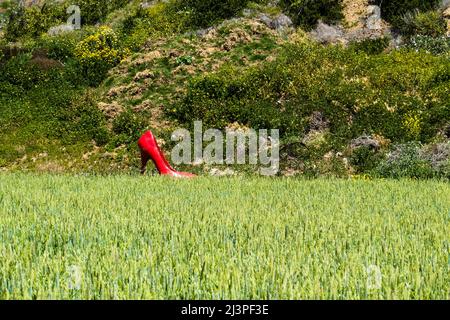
[0,174,448,300]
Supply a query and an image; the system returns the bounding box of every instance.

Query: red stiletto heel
[138,131,196,178]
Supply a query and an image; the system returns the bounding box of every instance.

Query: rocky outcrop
[97,102,124,120]
[420,142,450,171]
[310,22,345,44]
[443,6,450,36]
[350,135,381,151]
[258,13,293,31]
[310,1,392,44]
[47,24,76,36]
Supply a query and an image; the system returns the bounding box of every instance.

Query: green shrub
[399,9,447,37]
[0,72,108,149]
[0,6,8,29]
[0,45,5,63]
[112,109,148,146]
[349,37,390,55]
[76,0,130,25]
[375,141,450,179]
[0,53,49,89]
[375,142,436,179]
[0,81,24,99]
[172,0,266,28]
[4,2,66,41]
[38,32,80,61]
[350,146,384,173]
[171,65,292,132]
[56,93,109,145]
[372,0,442,30]
[120,2,187,52]
[280,0,344,30]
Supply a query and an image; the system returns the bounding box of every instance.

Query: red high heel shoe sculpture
[138,130,196,178]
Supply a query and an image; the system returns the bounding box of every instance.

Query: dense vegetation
[373,0,443,29]
[172,43,449,177]
[175,44,449,142]
[3,0,130,40]
[0,0,449,178]
[280,0,344,29]
[0,174,448,299]
[172,0,266,28]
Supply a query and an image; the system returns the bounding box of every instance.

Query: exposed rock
[271,14,293,30]
[343,0,368,30]
[259,14,293,30]
[310,21,345,44]
[47,24,75,37]
[366,5,382,30]
[350,135,381,150]
[310,1,392,44]
[222,29,253,51]
[442,0,450,10]
[97,102,124,119]
[133,70,154,82]
[107,85,128,98]
[444,5,450,35]
[259,14,273,28]
[420,142,450,170]
[445,7,450,17]
[197,47,219,58]
[195,27,215,38]
[130,50,162,67]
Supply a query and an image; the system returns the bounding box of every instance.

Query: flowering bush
[407,35,450,55]
[402,112,423,140]
[74,26,129,85]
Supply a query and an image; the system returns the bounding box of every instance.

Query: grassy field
[0,174,448,300]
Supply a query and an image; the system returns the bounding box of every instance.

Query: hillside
[0,0,449,178]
